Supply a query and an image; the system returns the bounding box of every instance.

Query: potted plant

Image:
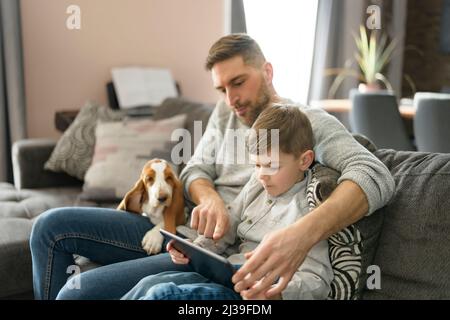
[325,25,397,98]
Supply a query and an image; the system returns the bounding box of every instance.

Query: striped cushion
[307,163,382,300]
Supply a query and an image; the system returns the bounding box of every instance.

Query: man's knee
[30,208,68,249]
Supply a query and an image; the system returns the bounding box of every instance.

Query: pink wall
[21,0,224,138]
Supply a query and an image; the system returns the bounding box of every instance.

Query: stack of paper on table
[111,67,178,109]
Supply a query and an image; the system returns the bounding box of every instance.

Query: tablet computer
[160,229,236,289]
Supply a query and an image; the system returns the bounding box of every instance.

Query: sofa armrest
[12,139,82,189]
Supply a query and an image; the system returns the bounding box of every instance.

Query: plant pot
[358,82,382,93]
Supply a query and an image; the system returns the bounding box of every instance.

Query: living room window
[243,0,319,104]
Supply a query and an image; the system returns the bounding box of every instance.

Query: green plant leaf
[359,26,369,62]
[403,73,417,96]
[354,54,367,82]
[376,38,397,73]
[324,25,398,97]
[376,33,388,60]
[327,68,364,98]
[375,73,393,91]
[367,30,378,83]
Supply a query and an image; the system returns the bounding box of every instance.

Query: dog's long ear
[163,178,185,234]
[117,179,146,214]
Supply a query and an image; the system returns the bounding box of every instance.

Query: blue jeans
[29,207,192,300]
[121,271,241,300]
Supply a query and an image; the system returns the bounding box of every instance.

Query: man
[179,33,395,299]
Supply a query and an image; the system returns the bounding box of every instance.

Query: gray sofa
[0,98,214,299]
[0,98,449,299]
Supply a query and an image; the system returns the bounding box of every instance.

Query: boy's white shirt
[194,170,334,300]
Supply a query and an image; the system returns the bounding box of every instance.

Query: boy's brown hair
[247,104,314,158]
[205,33,266,70]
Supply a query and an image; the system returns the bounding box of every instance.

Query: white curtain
[0,0,27,183]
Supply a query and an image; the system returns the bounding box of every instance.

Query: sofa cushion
[44,101,125,180]
[81,114,187,202]
[0,183,82,221]
[0,218,33,298]
[0,182,82,299]
[363,150,450,299]
[153,97,214,156]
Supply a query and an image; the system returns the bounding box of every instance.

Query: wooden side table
[54,107,155,132]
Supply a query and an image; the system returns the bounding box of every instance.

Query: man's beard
[237,81,272,126]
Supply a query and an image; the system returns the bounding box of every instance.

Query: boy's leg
[30,207,157,299]
[122,271,241,300]
[121,270,203,299]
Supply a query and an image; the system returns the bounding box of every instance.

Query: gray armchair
[413,92,450,153]
[350,92,414,151]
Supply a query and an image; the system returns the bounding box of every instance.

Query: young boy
[122,104,333,300]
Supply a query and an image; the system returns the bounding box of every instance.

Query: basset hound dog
[117,159,185,255]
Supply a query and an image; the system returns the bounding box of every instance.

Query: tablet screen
[160,229,236,289]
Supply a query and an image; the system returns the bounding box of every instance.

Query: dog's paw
[141,229,164,255]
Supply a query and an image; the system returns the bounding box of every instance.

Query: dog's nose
[158,196,167,203]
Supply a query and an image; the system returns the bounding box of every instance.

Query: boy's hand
[167,240,189,264]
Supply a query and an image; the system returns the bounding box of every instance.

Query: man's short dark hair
[205,33,266,70]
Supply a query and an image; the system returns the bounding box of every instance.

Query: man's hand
[232,223,311,298]
[240,283,282,300]
[190,197,229,240]
[188,179,230,240]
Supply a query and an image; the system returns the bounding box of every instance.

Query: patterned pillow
[45,101,124,180]
[80,114,187,202]
[307,163,384,300]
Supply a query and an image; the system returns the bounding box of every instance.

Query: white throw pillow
[81,114,186,201]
